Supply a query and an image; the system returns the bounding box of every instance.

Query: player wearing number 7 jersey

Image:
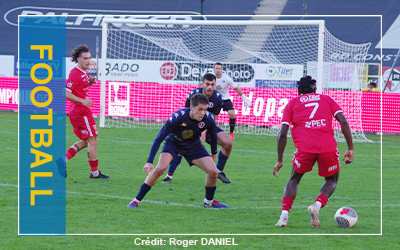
[273,76,354,228]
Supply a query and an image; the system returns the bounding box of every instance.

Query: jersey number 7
[305,102,319,119]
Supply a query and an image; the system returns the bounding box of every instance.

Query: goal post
[100,16,371,142]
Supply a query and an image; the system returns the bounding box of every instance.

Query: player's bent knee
[87,137,98,147]
[219,135,232,151]
[225,140,232,151]
[153,167,167,177]
[228,110,235,119]
[208,169,218,179]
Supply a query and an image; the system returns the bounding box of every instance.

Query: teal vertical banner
[19,16,66,235]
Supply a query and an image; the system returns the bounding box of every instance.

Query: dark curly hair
[297,76,317,95]
[70,44,90,63]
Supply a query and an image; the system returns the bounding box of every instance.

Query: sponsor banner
[381,67,400,93]
[0,77,18,110]
[251,64,304,88]
[18,17,66,235]
[1,77,396,133]
[5,9,201,30]
[63,58,364,90]
[255,80,297,88]
[0,55,14,77]
[108,82,130,117]
[258,64,303,80]
[104,59,140,81]
[14,55,18,76]
[170,63,255,83]
[79,59,303,87]
[307,62,360,90]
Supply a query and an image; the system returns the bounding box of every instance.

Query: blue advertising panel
[19,16,66,235]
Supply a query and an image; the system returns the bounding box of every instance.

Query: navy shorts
[161,140,210,165]
[222,99,234,111]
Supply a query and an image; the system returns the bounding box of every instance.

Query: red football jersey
[281,93,342,153]
[66,67,91,114]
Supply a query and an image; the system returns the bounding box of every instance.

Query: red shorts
[68,112,98,140]
[292,148,340,177]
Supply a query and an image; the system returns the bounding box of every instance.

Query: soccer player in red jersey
[273,76,353,228]
[56,44,109,179]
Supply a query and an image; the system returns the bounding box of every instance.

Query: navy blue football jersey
[147,108,218,163]
[185,88,223,116]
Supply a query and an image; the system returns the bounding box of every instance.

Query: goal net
[100,16,371,142]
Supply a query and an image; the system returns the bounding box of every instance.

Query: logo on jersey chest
[198,121,205,128]
[181,130,194,139]
[300,94,320,103]
[216,85,221,90]
[208,102,214,108]
[81,74,90,84]
[305,119,326,128]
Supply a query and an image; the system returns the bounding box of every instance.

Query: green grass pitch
[0,110,399,249]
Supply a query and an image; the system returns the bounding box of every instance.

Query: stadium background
[0,0,397,246]
[0,0,399,134]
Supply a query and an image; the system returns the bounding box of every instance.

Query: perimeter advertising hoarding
[1,77,393,133]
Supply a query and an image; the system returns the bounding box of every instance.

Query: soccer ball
[334,207,358,228]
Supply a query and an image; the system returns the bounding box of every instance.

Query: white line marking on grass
[0,130,389,157]
[2,183,397,209]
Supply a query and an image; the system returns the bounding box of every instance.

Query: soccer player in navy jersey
[273,76,354,228]
[56,44,109,179]
[161,73,233,184]
[127,93,228,208]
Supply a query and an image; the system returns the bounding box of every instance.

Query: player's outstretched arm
[273,124,289,177]
[335,112,354,165]
[234,87,252,107]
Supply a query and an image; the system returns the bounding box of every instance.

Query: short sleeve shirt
[281,93,342,153]
[66,67,91,114]
[215,73,238,100]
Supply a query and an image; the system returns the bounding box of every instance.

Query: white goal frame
[99,16,373,143]
[99,18,325,128]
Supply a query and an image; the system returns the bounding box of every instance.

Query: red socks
[88,159,98,172]
[315,193,329,208]
[65,148,77,160]
[281,194,328,213]
[281,196,294,212]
